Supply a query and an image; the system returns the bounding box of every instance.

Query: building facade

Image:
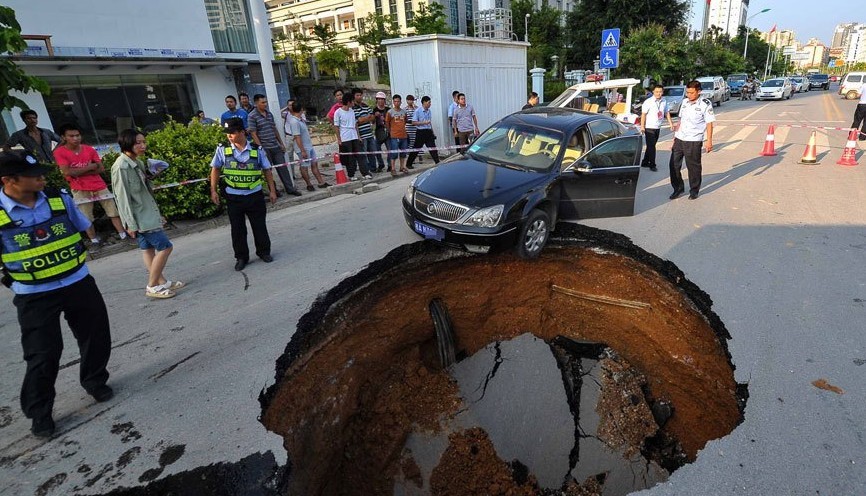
[843,25,866,64]
[761,29,796,49]
[703,0,749,38]
[793,39,830,70]
[3,0,288,147]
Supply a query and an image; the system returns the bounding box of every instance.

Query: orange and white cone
[837,130,859,166]
[760,125,777,156]
[333,153,349,184]
[799,130,819,164]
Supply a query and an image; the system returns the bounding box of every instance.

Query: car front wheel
[515,209,550,259]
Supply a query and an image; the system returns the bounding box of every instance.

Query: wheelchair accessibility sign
[599,47,618,69]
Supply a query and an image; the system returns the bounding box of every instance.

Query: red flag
[769,24,777,34]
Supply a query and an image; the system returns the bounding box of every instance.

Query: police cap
[0,150,52,177]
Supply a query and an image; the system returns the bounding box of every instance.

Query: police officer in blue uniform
[209,118,278,271]
[0,151,113,439]
[669,80,715,200]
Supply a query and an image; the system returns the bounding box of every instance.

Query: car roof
[510,107,613,133]
[664,85,685,88]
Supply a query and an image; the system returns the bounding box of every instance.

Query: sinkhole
[259,223,748,496]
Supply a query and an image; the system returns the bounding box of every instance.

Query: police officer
[0,150,113,439]
[210,118,278,271]
[669,80,715,200]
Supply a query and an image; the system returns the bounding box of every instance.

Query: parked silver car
[756,78,793,100]
[790,76,809,93]
[663,86,685,116]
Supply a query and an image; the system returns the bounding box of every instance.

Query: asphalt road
[1,87,865,495]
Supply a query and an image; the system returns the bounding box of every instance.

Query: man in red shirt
[53,123,129,246]
[326,88,344,124]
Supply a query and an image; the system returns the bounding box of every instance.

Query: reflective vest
[222,145,263,190]
[0,194,86,285]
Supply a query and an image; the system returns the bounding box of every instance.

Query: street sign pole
[599,28,620,71]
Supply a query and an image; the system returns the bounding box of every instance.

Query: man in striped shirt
[405,95,421,169]
[248,94,302,196]
[352,88,378,175]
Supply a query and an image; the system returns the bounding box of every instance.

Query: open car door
[558,135,642,219]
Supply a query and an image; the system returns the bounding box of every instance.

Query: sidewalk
[87,153,441,260]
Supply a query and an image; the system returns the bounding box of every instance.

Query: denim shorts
[389,137,408,160]
[295,147,317,168]
[136,229,173,251]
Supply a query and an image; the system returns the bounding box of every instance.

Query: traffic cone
[837,130,859,166]
[799,130,819,164]
[760,125,776,156]
[333,153,349,184]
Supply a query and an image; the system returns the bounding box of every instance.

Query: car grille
[414,192,468,223]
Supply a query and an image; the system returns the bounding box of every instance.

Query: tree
[312,24,337,50]
[408,2,450,35]
[290,31,314,77]
[511,0,563,72]
[620,24,689,85]
[316,45,352,79]
[0,6,49,111]
[354,13,401,59]
[563,0,689,68]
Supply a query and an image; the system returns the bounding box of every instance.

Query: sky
[688,0,855,45]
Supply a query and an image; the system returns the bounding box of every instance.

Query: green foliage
[105,121,225,220]
[0,6,50,111]
[354,13,401,58]
[289,31,314,77]
[543,80,567,102]
[621,24,692,84]
[409,3,450,35]
[316,46,352,78]
[312,24,337,50]
[564,0,689,68]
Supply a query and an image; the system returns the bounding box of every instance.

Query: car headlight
[461,205,504,227]
[404,184,414,204]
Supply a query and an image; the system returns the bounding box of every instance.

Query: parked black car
[808,74,830,90]
[402,108,643,259]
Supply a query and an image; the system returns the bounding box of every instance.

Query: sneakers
[31,415,55,438]
[145,285,176,299]
[363,174,373,180]
[349,176,359,182]
[89,384,114,402]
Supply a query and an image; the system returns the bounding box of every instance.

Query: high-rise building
[762,29,796,49]
[843,25,866,64]
[703,0,749,38]
[831,22,861,49]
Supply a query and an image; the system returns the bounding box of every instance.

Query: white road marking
[725,126,757,151]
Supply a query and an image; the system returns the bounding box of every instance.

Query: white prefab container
[383,35,529,150]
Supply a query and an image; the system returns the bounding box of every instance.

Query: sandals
[146,286,176,299]
[165,280,186,290]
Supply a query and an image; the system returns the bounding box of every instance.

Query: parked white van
[839,72,866,100]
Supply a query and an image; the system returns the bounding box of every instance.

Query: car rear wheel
[847,91,859,100]
[515,209,550,259]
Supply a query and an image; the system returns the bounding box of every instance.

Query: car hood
[414,157,551,208]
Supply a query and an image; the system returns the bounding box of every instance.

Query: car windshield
[467,122,564,172]
[663,87,684,96]
[727,75,746,82]
[548,88,576,107]
[792,77,804,83]
[810,74,828,81]
[763,80,783,87]
[700,81,714,90]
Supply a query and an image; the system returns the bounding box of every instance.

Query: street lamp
[525,14,530,43]
[743,8,771,59]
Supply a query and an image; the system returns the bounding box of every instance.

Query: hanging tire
[515,209,550,259]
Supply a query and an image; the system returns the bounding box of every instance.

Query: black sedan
[402,108,643,258]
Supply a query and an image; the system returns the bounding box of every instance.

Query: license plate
[413,220,444,241]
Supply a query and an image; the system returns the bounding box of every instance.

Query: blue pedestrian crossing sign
[599,47,619,69]
[601,28,620,49]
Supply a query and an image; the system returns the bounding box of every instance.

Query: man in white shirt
[333,93,371,180]
[640,84,675,172]
[669,80,714,200]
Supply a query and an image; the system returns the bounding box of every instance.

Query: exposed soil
[260,223,747,495]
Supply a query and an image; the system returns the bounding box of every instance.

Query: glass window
[466,122,563,172]
[404,0,413,21]
[40,74,199,146]
[374,0,383,15]
[248,63,264,84]
[587,119,617,146]
[450,0,459,34]
[205,0,256,53]
[581,136,641,168]
[389,0,398,20]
